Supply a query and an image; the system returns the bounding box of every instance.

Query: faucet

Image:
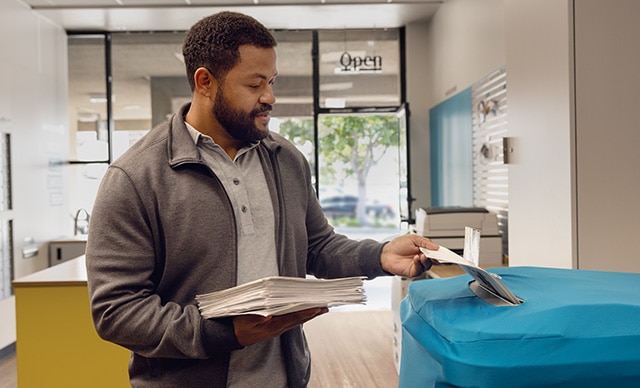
[74,208,90,236]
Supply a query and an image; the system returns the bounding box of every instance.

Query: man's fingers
[273,307,328,330]
[233,307,328,346]
[418,255,434,271]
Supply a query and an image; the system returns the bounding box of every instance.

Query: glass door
[317,110,406,240]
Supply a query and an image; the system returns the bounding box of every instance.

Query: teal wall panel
[429,87,473,207]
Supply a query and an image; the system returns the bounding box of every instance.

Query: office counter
[13,256,129,387]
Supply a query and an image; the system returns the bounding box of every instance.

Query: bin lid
[404,266,640,343]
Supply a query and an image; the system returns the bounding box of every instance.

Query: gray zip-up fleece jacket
[85,103,389,387]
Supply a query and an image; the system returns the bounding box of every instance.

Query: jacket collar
[167,103,202,167]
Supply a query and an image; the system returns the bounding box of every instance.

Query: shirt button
[241,205,248,213]
[233,178,240,185]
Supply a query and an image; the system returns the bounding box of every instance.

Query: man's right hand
[232,307,329,347]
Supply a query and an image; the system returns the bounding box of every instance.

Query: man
[86,11,438,388]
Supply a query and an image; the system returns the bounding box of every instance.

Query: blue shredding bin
[399,266,640,388]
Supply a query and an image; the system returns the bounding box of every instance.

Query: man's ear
[193,67,217,98]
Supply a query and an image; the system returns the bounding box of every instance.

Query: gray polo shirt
[185,123,287,388]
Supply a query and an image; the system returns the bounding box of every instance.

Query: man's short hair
[182,11,277,91]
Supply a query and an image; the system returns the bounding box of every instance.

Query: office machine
[414,207,503,267]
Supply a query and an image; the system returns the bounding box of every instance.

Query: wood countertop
[13,256,87,287]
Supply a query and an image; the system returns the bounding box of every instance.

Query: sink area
[46,208,91,266]
[49,235,87,266]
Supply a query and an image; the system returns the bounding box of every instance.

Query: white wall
[405,0,506,212]
[504,0,576,268]
[0,0,70,350]
[424,0,506,108]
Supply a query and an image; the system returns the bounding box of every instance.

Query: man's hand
[233,307,328,347]
[380,234,439,278]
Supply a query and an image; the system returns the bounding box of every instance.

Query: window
[269,30,316,183]
[315,29,407,238]
[318,29,401,109]
[68,34,109,163]
[67,28,408,240]
[67,32,189,211]
[67,34,109,212]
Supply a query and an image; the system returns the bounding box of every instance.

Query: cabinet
[13,256,129,387]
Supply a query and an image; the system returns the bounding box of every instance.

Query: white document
[421,245,477,268]
[421,227,523,306]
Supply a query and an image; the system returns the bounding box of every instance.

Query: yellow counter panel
[13,256,129,387]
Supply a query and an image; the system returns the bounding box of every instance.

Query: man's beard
[213,86,272,143]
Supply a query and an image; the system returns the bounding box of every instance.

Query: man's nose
[260,86,276,105]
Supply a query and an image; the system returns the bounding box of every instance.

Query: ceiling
[26,0,442,31]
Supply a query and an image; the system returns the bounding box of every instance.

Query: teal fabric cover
[399,266,640,387]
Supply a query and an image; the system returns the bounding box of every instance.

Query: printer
[414,206,503,267]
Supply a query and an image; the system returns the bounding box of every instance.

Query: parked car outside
[320,195,394,219]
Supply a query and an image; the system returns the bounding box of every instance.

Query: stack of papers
[196,276,367,318]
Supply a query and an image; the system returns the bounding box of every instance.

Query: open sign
[339,51,382,72]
